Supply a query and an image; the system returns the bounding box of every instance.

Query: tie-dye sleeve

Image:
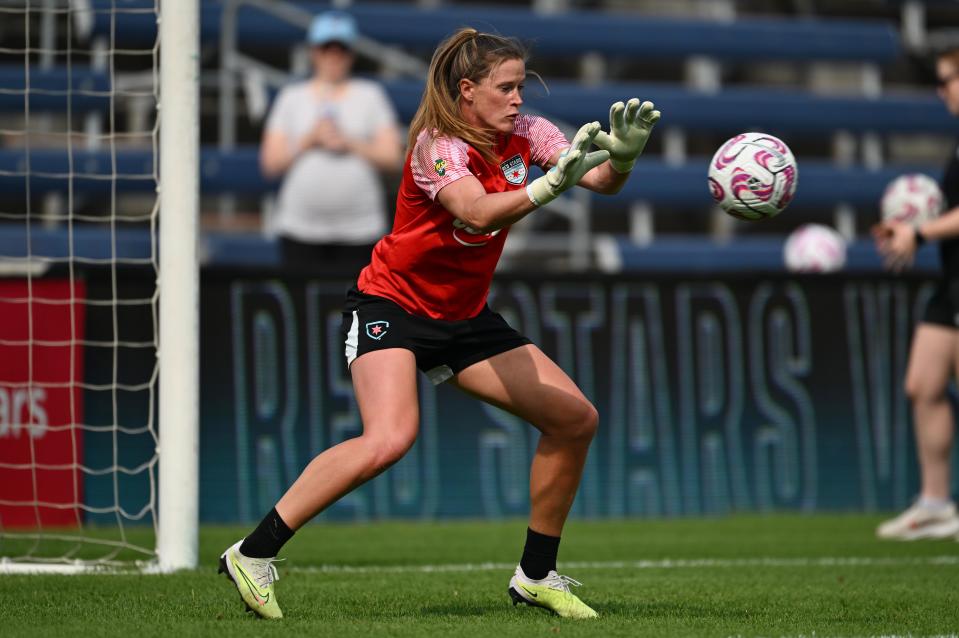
[410,131,474,200]
[515,115,570,168]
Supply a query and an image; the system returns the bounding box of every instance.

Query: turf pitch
[2,514,958,637]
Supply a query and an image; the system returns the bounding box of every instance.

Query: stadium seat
[0,223,938,274]
[0,146,939,213]
[0,224,153,261]
[5,65,952,136]
[3,1,940,269]
[0,147,277,196]
[606,235,938,273]
[0,66,111,113]
[377,78,959,135]
[81,1,900,63]
[602,160,944,210]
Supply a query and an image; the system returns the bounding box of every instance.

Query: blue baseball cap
[308,11,358,47]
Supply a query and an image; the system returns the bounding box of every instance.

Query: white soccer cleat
[508,564,598,619]
[218,540,284,619]
[876,501,959,541]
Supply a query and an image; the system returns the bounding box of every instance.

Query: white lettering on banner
[218,275,933,518]
[230,280,442,522]
[0,386,49,439]
[844,282,925,511]
[748,283,816,512]
[676,283,750,515]
[229,281,300,522]
[539,283,606,518]
[479,283,541,518]
[608,284,681,517]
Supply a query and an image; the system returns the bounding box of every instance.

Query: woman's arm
[262,122,402,177]
[259,128,310,179]
[344,124,403,172]
[436,160,621,234]
[874,205,959,271]
[537,147,630,195]
[437,124,608,232]
[436,176,538,234]
[918,205,959,241]
[877,205,959,253]
[568,154,630,194]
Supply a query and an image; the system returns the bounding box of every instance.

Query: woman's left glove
[593,98,661,173]
[526,121,609,206]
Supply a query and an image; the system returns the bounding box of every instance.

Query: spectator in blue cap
[308,9,358,47]
[259,10,402,274]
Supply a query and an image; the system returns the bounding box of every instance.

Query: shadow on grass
[416,601,528,618]
[593,599,759,622]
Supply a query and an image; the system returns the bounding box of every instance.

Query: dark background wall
[81,268,955,523]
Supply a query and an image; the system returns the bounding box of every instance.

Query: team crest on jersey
[366,320,389,340]
[434,158,447,176]
[500,154,527,185]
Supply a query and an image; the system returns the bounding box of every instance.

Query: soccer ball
[783,224,846,273]
[708,132,799,221]
[879,173,943,226]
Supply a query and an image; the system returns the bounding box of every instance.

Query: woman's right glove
[526,121,609,207]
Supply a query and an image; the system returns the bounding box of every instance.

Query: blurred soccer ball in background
[708,132,799,221]
[879,173,943,227]
[783,224,847,273]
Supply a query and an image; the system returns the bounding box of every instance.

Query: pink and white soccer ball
[783,224,847,273]
[879,173,944,226]
[708,132,799,221]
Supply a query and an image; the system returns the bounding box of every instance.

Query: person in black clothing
[872,45,959,540]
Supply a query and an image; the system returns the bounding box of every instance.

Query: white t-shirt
[265,78,397,244]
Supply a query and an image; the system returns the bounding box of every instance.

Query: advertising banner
[192,272,947,523]
[0,279,86,528]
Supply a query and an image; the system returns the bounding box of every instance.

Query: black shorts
[922,279,959,329]
[340,286,532,384]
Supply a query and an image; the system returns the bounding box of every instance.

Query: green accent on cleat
[219,541,283,619]
[507,566,598,619]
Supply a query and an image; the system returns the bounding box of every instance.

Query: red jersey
[357,114,568,320]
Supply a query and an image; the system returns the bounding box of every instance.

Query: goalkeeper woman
[219,27,660,620]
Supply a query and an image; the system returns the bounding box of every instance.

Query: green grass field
[2,515,958,637]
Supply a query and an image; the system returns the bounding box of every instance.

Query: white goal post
[157,0,200,573]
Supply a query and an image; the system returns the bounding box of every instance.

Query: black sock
[520,527,560,580]
[239,507,295,558]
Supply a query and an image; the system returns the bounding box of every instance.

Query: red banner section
[0,279,86,528]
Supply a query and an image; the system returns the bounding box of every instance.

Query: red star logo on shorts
[365,320,390,340]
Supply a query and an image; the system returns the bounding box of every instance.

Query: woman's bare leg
[275,348,420,529]
[451,344,598,536]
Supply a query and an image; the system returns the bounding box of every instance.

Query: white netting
[0,0,160,569]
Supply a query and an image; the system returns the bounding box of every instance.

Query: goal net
[0,0,197,573]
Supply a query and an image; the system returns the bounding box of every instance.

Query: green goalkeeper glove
[526,121,609,207]
[593,98,661,173]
